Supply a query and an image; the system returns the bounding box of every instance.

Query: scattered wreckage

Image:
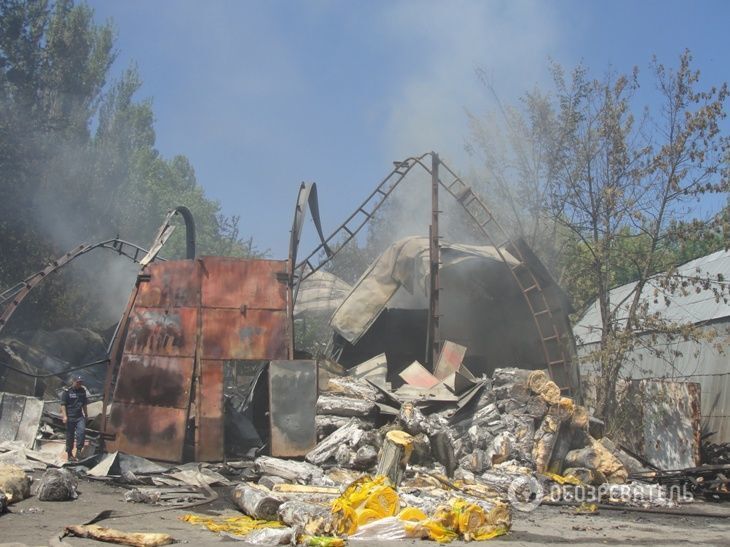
[0,153,728,544]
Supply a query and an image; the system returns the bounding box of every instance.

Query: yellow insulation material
[181,514,281,536]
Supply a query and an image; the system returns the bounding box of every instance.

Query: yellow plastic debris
[301,536,346,547]
[364,484,399,517]
[356,508,381,526]
[575,502,599,515]
[405,520,458,543]
[331,475,399,534]
[472,524,509,541]
[452,500,487,535]
[331,499,357,535]
[544,471,582,485]
[409,498,512,543]
[397,507,428,522]
[181,514,281,536]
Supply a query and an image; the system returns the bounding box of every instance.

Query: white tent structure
[575,249,730,443]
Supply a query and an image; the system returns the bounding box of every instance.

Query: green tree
[0,0,261,333]
[468,51,729,428]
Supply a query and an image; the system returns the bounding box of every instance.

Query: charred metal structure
[0,152,580,463]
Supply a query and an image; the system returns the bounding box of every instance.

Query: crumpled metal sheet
[330,236,517,345]
[0,392,44,449]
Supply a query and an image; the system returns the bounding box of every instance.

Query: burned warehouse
[0,153,728,545]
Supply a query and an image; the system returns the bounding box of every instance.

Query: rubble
[232,484,283,520]
[33,468,78,501]
[0,463,31,504]
[0,339,722,543]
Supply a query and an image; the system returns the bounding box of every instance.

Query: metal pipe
[172,206,196,259]
[428,152,441,368]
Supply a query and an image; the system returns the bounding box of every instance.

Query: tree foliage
[0,0,261,332]
[467,51,729,427]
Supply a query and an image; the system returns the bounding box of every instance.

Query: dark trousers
[65,417,86,457]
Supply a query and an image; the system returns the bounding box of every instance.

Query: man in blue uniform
[61,376,88,461]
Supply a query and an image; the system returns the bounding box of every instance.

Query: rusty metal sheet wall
[110,261,199,462]
[195,361,224,462]
[114,356,194,408]
[269,360,317,457]
[201,258,288,310]
[123,308,198,357]
[109,257,292,462]
[135,261,199,308]
[108,402,189,462]
[196,258,290,460]
[201,309,288,360]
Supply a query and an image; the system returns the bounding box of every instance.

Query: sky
[88,0,730,258]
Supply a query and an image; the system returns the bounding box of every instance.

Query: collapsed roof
[292,236,579,394]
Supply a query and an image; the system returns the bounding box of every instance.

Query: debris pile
[182,356,667,544]
[2,346,725,544]
[702,438,730,465]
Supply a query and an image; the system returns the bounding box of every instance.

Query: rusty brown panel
[200,258,288,310]
[123,308,198,357]
[269,360,317,457]
[113,355,194,408]
[195,360,224,462]
[135,261,200,308]
[109,402,188,462]
[201,309,289,360]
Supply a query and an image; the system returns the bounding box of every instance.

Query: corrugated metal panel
[575,249,730,345]
[294,271,352,316]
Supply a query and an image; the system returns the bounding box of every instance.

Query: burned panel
[109,260,199,462]
[135,261,199,308]
[269,360,317,457]
[109,403,189,462]
[0,392,42,447]
[201,309,288,360]
[107,257,292,462]
[195,360,224,462]
[113,356,194,408]
[619,379,702,469]
[123,308,198,357]
[201,258,288,311]
[641,380,701,469]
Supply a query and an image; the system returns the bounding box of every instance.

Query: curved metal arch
[294,153,431,284]
[0,238,162,338]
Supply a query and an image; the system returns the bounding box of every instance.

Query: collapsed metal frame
[0,206,197,340]
[0,239,163,338]
[290,152,574,395]
[1,159,574,399]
